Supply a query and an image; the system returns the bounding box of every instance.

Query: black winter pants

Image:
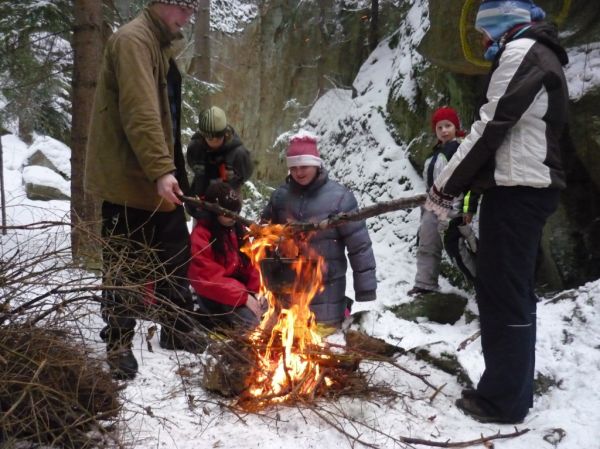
[475,186,559,421]
[101,202,193,341]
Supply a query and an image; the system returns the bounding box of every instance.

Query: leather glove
[424,184,454,222]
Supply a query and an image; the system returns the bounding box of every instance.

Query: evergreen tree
[0,0,72,143]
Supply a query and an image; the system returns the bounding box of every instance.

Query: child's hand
[246,293,266,319]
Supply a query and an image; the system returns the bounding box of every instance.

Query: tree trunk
[369,0,379,52]
[0,134,6,235]
[70,0,103,263]
[189,0,211,111]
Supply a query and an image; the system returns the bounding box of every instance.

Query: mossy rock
[412,348,473,388]
[387,292,468,325]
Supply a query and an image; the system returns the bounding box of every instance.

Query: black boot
[99,325,109,342]
[106,328,138,380]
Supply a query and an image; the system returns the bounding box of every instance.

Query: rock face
[209,1,404,183]
[404,0,600,289]
[210,0,600,289]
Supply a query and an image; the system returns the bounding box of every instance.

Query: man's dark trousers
[101,201,193,339]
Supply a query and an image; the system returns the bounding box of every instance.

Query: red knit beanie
[286,136,322,168]
[431,107,466,137]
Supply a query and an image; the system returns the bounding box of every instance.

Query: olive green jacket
[85,8,185,212]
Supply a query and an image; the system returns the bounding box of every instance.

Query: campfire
[184,194,427,409]
[238,224,344,409]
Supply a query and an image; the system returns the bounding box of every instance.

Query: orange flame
[241,224,330,404]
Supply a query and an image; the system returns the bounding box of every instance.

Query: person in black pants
[85,0,204,380]
[425,0,570,423]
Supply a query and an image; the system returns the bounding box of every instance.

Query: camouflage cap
[198,106,228,135]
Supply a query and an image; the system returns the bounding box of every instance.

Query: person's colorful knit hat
[475,0,546,42]
[198,106,227,136]
[149,0,201,12]
[431,107,466,138]
[286,136,322,168]
[204,181,242,213]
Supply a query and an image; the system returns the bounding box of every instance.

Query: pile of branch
[195,328,530,448]
[198,327,404,412]
[0,325,121,448]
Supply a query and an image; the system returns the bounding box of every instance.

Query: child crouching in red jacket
[188,182,265,330]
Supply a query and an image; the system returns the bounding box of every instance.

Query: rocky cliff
[208,0,600,289]
[209,0,404,182]
[410,0,600,289]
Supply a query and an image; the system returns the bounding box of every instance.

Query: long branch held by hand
[180,193,426,232]
[287,194,427,232]
[180,195,256,227]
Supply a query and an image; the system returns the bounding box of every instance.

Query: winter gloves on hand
[424,184,454,222]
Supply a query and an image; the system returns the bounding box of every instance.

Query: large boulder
[23,166,70,201]
[26,135,71,180]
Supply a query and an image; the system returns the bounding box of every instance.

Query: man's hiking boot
[99,325,109,342]
[107,345,138,380]
[106,327,138,380]
[159,327,208,354]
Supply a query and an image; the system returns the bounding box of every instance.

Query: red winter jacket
[188,220,260,307]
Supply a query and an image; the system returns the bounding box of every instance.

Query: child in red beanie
[408,107,478,295]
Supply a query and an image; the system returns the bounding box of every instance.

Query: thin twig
[457,331,480,352]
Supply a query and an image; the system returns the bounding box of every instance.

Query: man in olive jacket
[85,0,203,380]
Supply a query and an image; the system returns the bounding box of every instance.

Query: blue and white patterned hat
[149,0,201,13]
[475,0,546,41]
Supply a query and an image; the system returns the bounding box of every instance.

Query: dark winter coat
[434,23,569,196]
[261,170,377,325]
[188,219,260,307]
[186,126,253,197]
[85,8,188,212]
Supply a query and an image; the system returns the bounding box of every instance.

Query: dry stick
[397,427,530,448]
[180,195,255,226]
[0,359,47,422]
[456,331,481,352]
[180,194,427,231]
[319,404,530,448]
[289,194,427,232]
[327,341,439,391]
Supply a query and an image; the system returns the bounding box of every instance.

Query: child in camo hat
[186,106,253,218]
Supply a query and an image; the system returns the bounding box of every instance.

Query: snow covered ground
[2,0,600,447]
[3,131,599,448]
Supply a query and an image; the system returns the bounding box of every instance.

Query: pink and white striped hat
[286,136,322,168]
